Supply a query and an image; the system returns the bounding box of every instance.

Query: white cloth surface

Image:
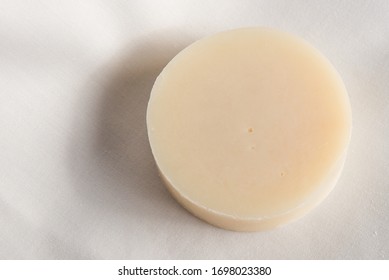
[1,0,388,259]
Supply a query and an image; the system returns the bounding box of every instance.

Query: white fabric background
[1,0,388,259]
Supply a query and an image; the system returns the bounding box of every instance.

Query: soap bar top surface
[147,28,351,224]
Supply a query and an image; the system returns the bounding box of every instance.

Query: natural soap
[147,28,351,231]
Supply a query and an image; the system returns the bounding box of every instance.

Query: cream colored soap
[147,27,351,231]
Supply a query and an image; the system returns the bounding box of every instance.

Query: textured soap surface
[147,27,351,231]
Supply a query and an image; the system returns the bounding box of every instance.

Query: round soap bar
[147,27,351,231]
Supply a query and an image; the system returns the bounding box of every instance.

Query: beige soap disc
[147,27,352,231]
